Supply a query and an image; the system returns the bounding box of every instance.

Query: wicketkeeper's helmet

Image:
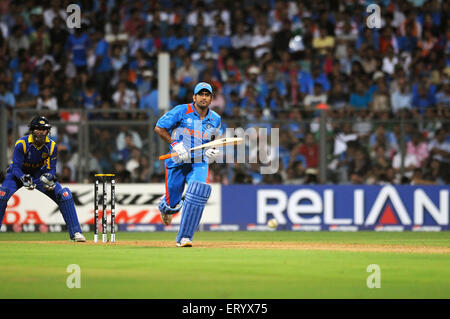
[29,116,52,131]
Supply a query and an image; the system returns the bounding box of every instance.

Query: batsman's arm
[154,126,175,145]
[155,125,191,161]
[154,105,185,146]
[216,120,224,138]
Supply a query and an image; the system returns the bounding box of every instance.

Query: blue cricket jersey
[8,135,57,179]
[65,33,90,67]
[156,103,223,168]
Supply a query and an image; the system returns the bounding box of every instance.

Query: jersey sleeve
[10,140,26,179]
[212,115,223,138]
[155,105,184,130]
[216,120,224,137]
[46,141,58,175]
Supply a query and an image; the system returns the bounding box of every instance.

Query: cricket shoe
[176,238,192,247]
[160,212,173,226]
[72,232,86,242]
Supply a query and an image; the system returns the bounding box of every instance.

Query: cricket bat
[158,137,243,160]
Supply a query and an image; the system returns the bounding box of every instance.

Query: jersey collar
[28,134,50,149]
[187,103,213,121]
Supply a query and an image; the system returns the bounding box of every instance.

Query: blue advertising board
[221,185,449,231]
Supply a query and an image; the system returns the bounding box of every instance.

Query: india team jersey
[9,135,57,178]
[156,103,223,167]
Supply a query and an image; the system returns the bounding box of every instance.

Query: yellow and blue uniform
[9,134,57,179]
[156,95,222,244]
[0,134,82,239]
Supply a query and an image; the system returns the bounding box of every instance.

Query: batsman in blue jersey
[0,116,86,242]
[154,82,222,247]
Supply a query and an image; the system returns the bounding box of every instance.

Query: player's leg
[0,174,20,226]
[158,164,188,225]
[176,163,210,247]
[36,179,85,241]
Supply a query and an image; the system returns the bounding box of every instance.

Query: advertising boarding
[1,183,221,232]
[221,185,449,231]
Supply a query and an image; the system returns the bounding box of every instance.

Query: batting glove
[21,174,36,190]
[171,141,189,162]
[40,173,56,191]
[205,147,220,159]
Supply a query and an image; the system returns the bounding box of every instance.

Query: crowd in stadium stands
[1,0,449,185]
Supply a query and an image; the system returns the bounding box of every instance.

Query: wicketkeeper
[0,116,86,242]
[154,82,222,247]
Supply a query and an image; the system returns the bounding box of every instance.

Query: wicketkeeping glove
[205,147,220,159]
[21,174,36,190]
[171,141,189,162]
[40,173,56,191]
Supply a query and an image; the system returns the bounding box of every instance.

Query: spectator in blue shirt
[355,27,380,51]
[391,76,413,114]
[222,72,242,105]
[65,27,91,73]
[412,81,436,100]
[198,58,223,84]
[8,48,27,72]
[240,65,261,98]
[349,82,373,110]
[139,77,159,117]
[144,30,156,56]
[129,49,151,72]
[12,59,28,95]
[129,49,152,90]
[209,20,232,55]
[223,91,241,118]
[137,69,154,99]
[21,71,40,97]
[297,65,312,96]
[144,26,163,56]
[369,125,397,152]
[412,84,436,115]
[397,22,418,53]
[79,79,101,111]
[93,28,112,99]
[0,81,16,108]
[259,68,287,101]
[166,25,190,52]
[129,25,148,57]
[189,25,209,54]
[241,85,265,115]
[266,87,287,115]
[246,107,272,133]
[14,80,36,111]
[110,44,127,87]
[298,65,330,96]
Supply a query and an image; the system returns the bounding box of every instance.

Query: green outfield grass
[0,231,449,299]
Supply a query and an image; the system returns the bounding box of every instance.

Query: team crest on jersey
[206,124,212,129]
[42,153,49,159]
[187,118,192,123]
